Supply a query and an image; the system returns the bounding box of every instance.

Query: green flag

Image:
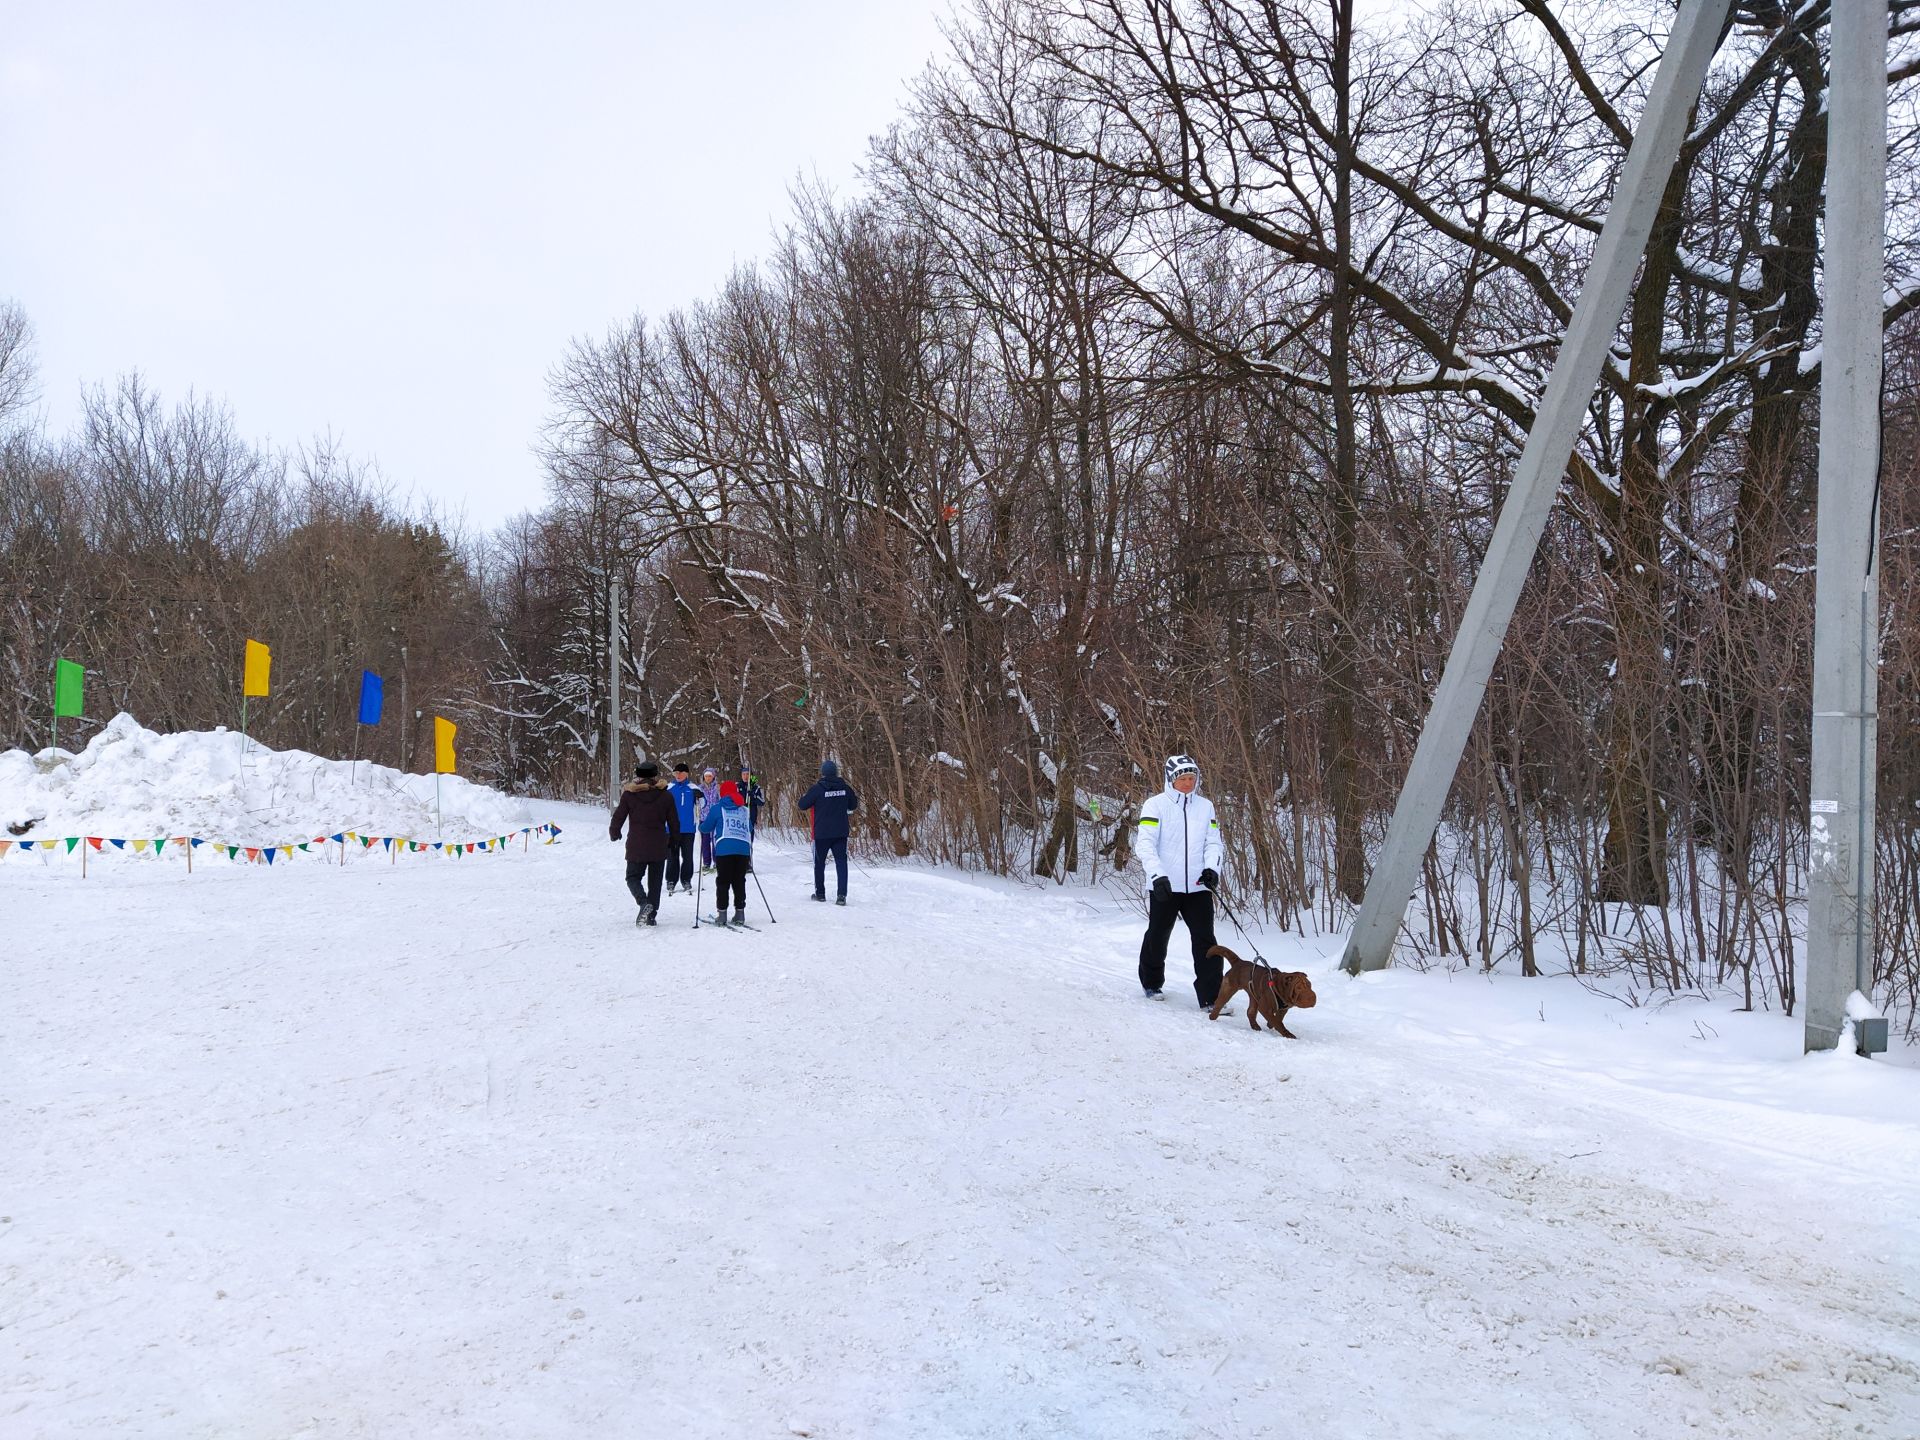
[54,659,83,718]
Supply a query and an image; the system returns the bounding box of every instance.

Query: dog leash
[1210,886,1271,966]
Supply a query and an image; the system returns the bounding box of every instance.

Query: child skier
[697,766,722,873]
[699,780,754,928]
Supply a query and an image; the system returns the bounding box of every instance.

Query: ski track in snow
[5,801,1919,1439]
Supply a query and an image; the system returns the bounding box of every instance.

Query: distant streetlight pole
[399,644,410,771]
[609,574,621,805]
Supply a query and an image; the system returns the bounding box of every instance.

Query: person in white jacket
[1136,753,1224,1006]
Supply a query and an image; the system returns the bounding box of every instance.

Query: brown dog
[1207,945,1316,1037]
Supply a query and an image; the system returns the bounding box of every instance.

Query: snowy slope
[5,793,1918,1437]
[0,713,532,846]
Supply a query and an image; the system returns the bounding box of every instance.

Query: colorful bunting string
[0,822,562,870]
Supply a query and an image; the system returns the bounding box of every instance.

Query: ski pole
[748,857,777,924]
[692,834,704,929]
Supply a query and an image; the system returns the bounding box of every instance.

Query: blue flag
[357,670,384,726]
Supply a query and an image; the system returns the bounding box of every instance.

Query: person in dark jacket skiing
[797,759,859,904]
[738,765,766,836]
[610,760,680,925]
[665,762,702,895]
[698,781,754,927]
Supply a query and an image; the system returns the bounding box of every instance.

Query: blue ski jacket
[667,778,702,832]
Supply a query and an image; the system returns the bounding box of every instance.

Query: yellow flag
[243,639,271,697]
[434,716,457,774]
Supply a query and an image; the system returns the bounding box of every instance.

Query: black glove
[1199,868,1219,891]
[1151,876,1171,901]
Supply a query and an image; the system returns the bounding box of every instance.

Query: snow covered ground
[6,766,1920,1436]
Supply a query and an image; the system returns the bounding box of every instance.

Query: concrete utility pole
[1805,0,1889,1052]
[1342,0,1734,975]
[609,574,622,806]
[399,644,409,771]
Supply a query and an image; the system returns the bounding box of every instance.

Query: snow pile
[0,712,533,845]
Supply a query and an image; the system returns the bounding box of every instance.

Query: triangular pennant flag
[244,847,259,862]
[154,838,169,853]
[361,835,374,849]
[465,843,475,853]
[281,846,294,860]
[382,837,393,852]
[263,847,276,866]
[86,837,104,851]
[431,842,442,851]
[109,838,126,850]
[346,831,360,842]
[330,833,345,844]
[0,840,11,857]
[297,842,310,852]
[132,839,149,853]
[20,840,35,851]
[188,837,204,848]
[226,845,239,859]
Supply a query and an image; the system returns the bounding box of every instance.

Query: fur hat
[635,760,659,780]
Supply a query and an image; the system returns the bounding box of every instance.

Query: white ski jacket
[1136,785,1222,893]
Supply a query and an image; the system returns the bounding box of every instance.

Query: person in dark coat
[610,760,679,925]
[797,759,859,905]
[665,762,702,895]
[738,765,766,836]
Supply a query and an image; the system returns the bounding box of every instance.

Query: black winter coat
[798,769,860,841]
[611,780,680,862]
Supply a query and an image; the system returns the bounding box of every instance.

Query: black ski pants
[714,854,749,911]
[625,859,664,913]
[665,833,696,889]
[1139,887,1221,1005]
[813,835,849,899]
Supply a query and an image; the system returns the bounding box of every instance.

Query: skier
[697,766,722,872]
[797,759,859,905]
[1135,753,1224,1006]
[610,759,680,926]
[665,762,702,895]
[698,780,754,927]
[738,765,766,836]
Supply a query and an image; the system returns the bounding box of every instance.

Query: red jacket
[610,780,679,862]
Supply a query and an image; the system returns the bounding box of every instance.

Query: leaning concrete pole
[1805,0,1889,1052]
[1342,0,1732,975]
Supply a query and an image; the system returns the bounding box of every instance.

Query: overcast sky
[0,1,950,532]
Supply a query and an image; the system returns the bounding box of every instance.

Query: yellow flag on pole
[434,716,457,774]
[243,639,271,697]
